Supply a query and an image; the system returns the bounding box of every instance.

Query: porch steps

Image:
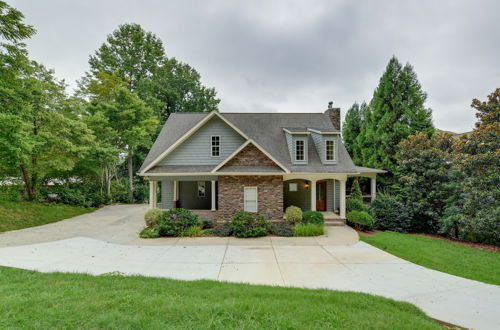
[325,219,346,226]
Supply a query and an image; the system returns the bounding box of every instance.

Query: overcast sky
[11,0,500,132]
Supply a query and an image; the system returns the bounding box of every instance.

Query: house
[138,103,385,221]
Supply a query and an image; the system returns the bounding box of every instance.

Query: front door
[316,181,327,211]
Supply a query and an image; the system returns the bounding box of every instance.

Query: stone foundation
[217,175,283,221]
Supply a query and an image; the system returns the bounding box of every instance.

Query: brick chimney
[324,101,341,130]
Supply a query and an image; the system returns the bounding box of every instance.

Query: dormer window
[211,136,220,157]
[295,140,305,161]
[326,139,335,161]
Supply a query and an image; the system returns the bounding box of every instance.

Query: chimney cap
[328,101,333,109]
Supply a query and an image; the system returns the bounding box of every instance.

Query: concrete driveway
[0,205,499,329]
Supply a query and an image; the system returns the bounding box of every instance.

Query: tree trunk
[19,164,36,200]
[128,151,134,202]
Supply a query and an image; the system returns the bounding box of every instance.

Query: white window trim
[325,139,336,161]
[295,138,306,162]
[244,186,258,212]
[210,135,220,158]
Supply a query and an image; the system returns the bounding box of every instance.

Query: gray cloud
[12,0,500,132]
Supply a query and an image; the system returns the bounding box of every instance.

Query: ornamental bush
[144,208,163,228]
[346,198,365,213]
[285,206,302,224]
[301,211,324,225]
[270,221,294,237]
[294,223,324,236]
[230,211,271,238]
[346,210,374,231]
[370,193,411,233]
[157,208,200,237]
[213,222,232,237]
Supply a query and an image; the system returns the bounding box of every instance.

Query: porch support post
[211,180,216,211]
[339,179,346,218]
[371,176,377,202]
[149,180,157,208]
[310,180,317,211]
[173,180,178,208]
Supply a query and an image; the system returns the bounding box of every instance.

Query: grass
[0,200,95,232]
[294,223,325,236]
[0,266,440,329]
[360,231,500,285]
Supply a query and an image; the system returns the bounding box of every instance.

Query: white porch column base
[211,180,216,211]
[371,176,377,202]
[310,180,317,211]
[339,179,346,218]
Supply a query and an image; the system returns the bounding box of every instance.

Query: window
[211,136,220,157]
[326,139,335,161]
[244,187,258,212]
[295,140,305,161]
[197,181,206,197]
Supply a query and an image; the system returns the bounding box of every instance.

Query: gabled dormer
[308,128,340,165]
[283,128,309,165]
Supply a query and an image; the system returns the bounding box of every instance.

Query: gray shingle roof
[218,165,285,173]
[140,112,361,174]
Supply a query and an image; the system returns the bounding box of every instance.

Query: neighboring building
[139,104,385,220]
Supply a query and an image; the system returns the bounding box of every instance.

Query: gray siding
[311,132,324,162]
[333,179,340,211]
[327,179,333,211]
[284,131,309,165]
[310,132,339,165]
[160,179,174,209]
[283,179,311,211]
[160,117,245,165]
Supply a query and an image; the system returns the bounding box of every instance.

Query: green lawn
[0,200,95,232]
[360,231,500,285]
[0,267,440,329]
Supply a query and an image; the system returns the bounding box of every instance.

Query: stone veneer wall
[218,175,283,221]
[223,143,276,167]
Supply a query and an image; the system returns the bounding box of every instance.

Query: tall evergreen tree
[356,56,434,184]
[342,101,367,164]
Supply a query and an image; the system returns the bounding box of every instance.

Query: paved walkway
[0,205,499,329]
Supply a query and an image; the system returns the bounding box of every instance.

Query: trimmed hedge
[301,211,324,225]
[370,193,411,233]
[157,208,200,237]
[347,210,374,231]
[230,211,271,238]
[271,222,294,237]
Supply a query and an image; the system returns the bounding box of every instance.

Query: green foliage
[0,1,35,42]
[157,208,200,237]
[350,178,363,201]
[201,219,214,229]
[139,227,160,239]
[230,211,271,238]
[180,226,204,237]
[347,211,374,231]
[355,56,434,185]
[346,198,366,213]
[342,102,366,163]
[285,205,302,224]
[213,222,232,237]
[396,132,454,233]
[144,208,162,228]
[370,193,411,233]
[301,211,324,225]
[40,184,110,208]
[453,88,500,246]
[293,224,324,237]
[270,222,294,237]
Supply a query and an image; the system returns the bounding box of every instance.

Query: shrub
[301,211,324,225]
[157,208,200,237]
[270,222,293,237]
[346,198,366,213]
[139,227,160,238]
[294,223,324,236]
[350,178,363,201]
[180,226,204,237]
[230,211,271,238]
[370,193,411,233]
[285,206,302,224]
[213,222,232,237]
[202,219,214,229]
[144,208,163,228]
[347,210,374,231]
